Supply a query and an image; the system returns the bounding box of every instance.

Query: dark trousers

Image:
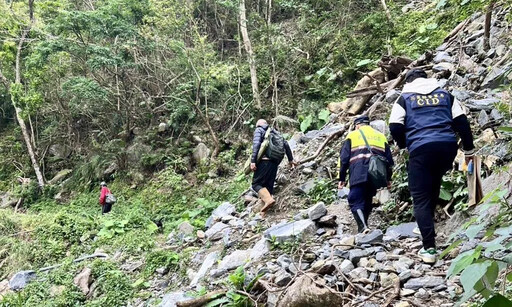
[409,142,457,249]
[102,203,112,215]
[252,160,279,194]
[347,181,377,220]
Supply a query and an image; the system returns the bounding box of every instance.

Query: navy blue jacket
[251,124,293,163]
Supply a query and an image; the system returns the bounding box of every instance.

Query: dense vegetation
[0,0,510,306]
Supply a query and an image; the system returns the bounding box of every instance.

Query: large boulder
[264,219,316,243]
[192,143,211,164]
[49,169,72,185]
[205,202,236,228]
[204,222,230,241]
[278,273,345,307]
[0,193,17,209]
[307,202,327,221]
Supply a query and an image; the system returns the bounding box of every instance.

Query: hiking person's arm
[99,188,107,205]
[283,141,297,167]
[450,94,475,160]
[389,96,407,149]
[250,127,265,170]
[338,139,351,188]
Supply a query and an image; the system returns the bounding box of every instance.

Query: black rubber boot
[352,210,366,233]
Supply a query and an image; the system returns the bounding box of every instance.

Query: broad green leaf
[460,261,493,294]
[465,223,485,240]
[316,67,327,77]
[446,247,481,277]
[318,109,330,123]
[483,294,512,307]
[440,239,462,259]
[356,59,373,67]
[204,297,230,307]
[146,221,158,233]
[426,23,438,30]
[439,188,452,201]
[300,115,313,133]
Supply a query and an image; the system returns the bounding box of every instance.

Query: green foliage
[88,260,133,306]
[444,187,512,305]
[144,250,180,276]
[308,179,336,204]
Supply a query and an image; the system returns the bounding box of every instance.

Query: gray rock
[385,89,401,103]
[399,270,412,282]
[311,260,336,275]
[451,89,472,102]
[478,110,490,127]
[466,98,500,111]
[205,222,230,241]
[297,179,317,194]
[177,221,195,239]
[355,229,383,245]
[159,292,193,307]
[437,79,448,89]
[370,120,387,135]
[339,259,355,274]
[9,271,36,291]
[210,202,236,220]
[348,249,371,264]
[393,257,414,274]
[375,252,387,262]
[318,215,337,227]
[481,63,512,89]
[385,222,421,240]
[432,63,454,74]
[308,202,327,221]
[73,268,92,295]
[496,45,507,57]
[404,276,445,290]
[192,143,210,164]
[0,193,16,209]
[293,211,307,221]
[210,269,227,278]
[433,52,454,64]
[250,238,271,261]
[375,189,391,205]
[349,267,368,280]
[158,122,168,132]
[274,271,292,286]
[264,219,316,243]
[316,228,326,236]
[482,58,493,67]
[277,254,292,270]
[415,288,430,300]
[490,109,504,121]
[156,267,169,275]
[218,250,251,271]
[190,251,219,287]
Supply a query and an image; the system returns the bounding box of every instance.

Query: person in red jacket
[99,182,112,214]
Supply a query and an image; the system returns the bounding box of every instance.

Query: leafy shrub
[144,250,180,276]
[88,260,133,307]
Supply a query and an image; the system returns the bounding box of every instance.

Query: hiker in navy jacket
[389,69,475,264]
[251,119,296,215]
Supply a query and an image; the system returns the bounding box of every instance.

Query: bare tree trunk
[483,0,495,51]
[13,0,45,187]
[267,0,272,25]
[239,0,261,108]
[380,0,392,23]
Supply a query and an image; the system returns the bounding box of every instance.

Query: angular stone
[404,276,444,290]
[349,249,371,264]
[385,222,421,240]
[277,254,292,270]
[159,291,193,307]
[481,63,512,89]
[349,267,368,280]
[74,267,92,295]
[400,289,416,297]
[210,269,227,278]
[158,122,168,132]
[355,229,383,245]
[264,219,316,243]
[399,270,412,282]
[379,272,399,288]
[478,110,490,127]
[190,251,219,287]
[218,250,251,271]
[9,271,36,291]
[205,222,230,241]
[279,273,346,306]
[375,189,391,205]
[451,89,472,102]
[311,260,336,275]
[339,259,355,274]
[385,89,401,103]
[433,51,454,64]
[490,109,504,121]
[275,270,292,287]
[250,237,271,261]
[297,179,316,194]
[432,63,454,73]
[308,202,327,221]
[316,228,326,236]
[370,120,387,135]
[177,221,195,239]
[337,187,350,199]
[318,215,337,227]
[192,143,210,164]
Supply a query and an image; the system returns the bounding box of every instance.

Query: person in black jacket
[251,119,296,215]
[389,69,475,264]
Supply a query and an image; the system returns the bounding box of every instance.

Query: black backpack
[266,129,286,162]
[359,130,389,189]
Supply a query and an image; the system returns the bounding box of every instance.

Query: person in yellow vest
[338,115,394,233]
